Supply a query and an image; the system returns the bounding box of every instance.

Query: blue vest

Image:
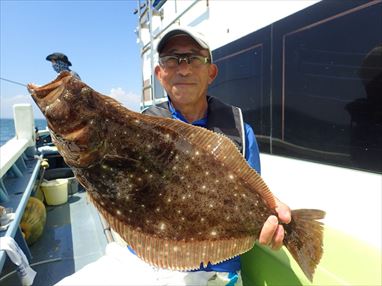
[143,96,245,155]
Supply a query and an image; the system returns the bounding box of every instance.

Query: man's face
[155,35,218,108]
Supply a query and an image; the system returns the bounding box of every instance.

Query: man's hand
[258,199,291,250]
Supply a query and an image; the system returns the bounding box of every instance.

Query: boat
[136,0,382,285]
[1,0,381,285]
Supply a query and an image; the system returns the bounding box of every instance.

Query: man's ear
[154,65,161,80]
[208,64,218,84]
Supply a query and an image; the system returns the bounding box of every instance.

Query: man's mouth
[174,82,196,86]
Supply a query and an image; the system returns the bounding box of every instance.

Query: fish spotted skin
[29,72,325,281]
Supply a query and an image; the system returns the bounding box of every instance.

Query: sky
[0,0,142,119]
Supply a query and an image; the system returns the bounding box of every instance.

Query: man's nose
[176,60,192,75]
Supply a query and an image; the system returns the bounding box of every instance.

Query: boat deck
[0,190,108,285]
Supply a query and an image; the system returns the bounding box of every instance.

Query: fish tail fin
[283,209,326,282]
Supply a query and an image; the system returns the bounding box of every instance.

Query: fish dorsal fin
[141,113,277,209]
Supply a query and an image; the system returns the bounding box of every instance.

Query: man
[46,52,81,79]
[141,27,291,285]
[27,53,81,93]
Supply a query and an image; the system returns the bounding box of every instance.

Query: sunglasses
[159,54,211,68]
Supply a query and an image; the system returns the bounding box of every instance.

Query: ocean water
[0,118,47,146]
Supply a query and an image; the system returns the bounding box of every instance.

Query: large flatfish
[29,72,325,281]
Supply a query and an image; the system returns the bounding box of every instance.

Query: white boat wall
[136,0,382,285]
[0,104,42,275]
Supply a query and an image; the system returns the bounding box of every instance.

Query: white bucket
[41,179,68,205]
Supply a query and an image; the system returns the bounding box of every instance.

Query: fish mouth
[29,71,72,108]
[28,71,105,168]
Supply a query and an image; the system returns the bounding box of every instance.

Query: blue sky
[0,0,142,118]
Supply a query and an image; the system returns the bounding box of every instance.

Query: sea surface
[0,118,47,147]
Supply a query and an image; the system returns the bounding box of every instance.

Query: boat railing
[0,138,31,178]
[0,104,41,274]
[0,104,36,200]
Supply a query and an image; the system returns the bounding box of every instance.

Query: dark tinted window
[210,27,271,153]
[211,1,382,173]
[282,1,382,171]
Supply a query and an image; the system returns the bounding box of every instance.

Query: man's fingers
[258,200,290,249]
[275,204,291,224]
[270,225,285,250]
[258,215,278,245]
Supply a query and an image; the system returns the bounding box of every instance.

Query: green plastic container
[241,227,381,285]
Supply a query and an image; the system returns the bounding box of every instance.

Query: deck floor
[0,190,108,285]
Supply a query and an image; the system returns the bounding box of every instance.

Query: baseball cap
[156,27,213,62]
[46,52,72,66]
